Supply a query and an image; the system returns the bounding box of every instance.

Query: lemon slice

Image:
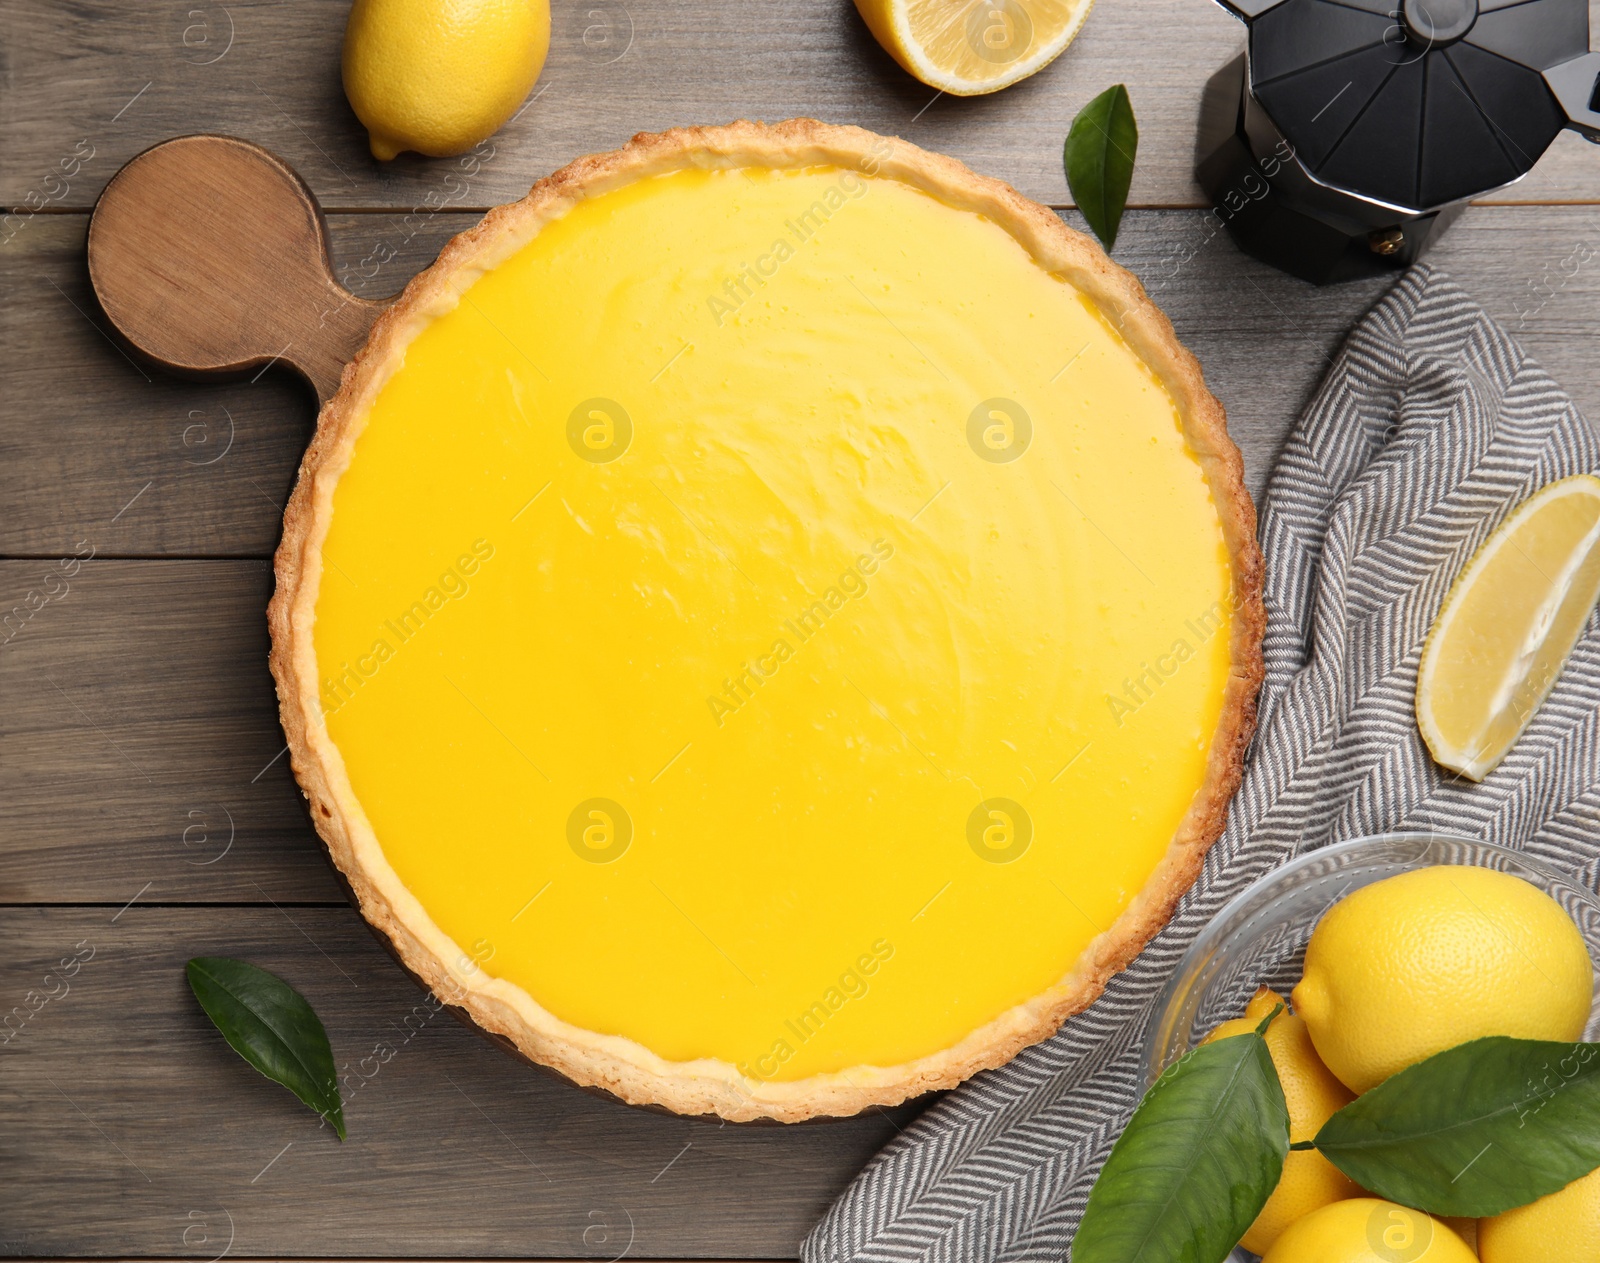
[1417,473,1600,780]
[853,0,1095,96]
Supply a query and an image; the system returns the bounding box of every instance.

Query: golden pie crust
[268,119,1265,1122]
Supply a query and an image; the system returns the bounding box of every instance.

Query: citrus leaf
[1064,84,1138,252]
[187,957,344,1139]
[1315,1037,1600,1216]
[1075,1013,1288,1263]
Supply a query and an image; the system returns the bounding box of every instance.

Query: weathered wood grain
[6,205,1600,558]
[0,906,917,1257]
[6,3,1600,1256]
[4,0,1599,216]
[0,560,342,903]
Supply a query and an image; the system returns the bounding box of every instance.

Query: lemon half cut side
[1417,473,1600,781]
[853,0,1095,96]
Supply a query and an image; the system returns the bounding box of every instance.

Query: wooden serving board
[88,134,389,403]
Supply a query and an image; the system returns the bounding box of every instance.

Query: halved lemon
[853,0,1095,96]
[1417,473,1600,780]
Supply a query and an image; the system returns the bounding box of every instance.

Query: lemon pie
[270,120,1264,1122]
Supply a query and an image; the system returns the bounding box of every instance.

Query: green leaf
[187,957,344,1139]
[1075,1011,1289,1263]
[1064,84,1139,252]
[1315,1037,1600,1217]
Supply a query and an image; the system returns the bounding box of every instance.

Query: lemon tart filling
[274,122,1261,1119]
[311,161,1231,1082]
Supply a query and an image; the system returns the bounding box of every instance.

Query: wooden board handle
[87,134,385,404]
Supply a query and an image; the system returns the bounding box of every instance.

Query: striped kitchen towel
[802,264,1600,1263]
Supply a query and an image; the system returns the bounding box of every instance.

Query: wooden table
[5,0,1599,1256]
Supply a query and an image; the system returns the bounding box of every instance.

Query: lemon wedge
[1417,473,1600,780]
[853,0,1095,96]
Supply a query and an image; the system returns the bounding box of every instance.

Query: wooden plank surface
[0,560,341,903]
[4,0,1600,215]
[0,906,916,1258]
[6,202,1600,1251]
[6,0,1600,1255]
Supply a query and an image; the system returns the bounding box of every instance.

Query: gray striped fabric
[801,265,1600,1263]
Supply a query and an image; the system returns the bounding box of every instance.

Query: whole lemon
[1480,1163,1600,1262]
[1291,866,1592,1093]
[1204,987,1363,1255]
[1263,1198,1476,1262]
[343,0,549,160]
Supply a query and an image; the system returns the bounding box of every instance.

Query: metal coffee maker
[1198,0,1600,284]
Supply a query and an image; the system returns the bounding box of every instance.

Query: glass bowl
[1141,832,1600,1261]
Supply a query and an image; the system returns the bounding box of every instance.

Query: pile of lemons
[1204,865,1596,1262]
